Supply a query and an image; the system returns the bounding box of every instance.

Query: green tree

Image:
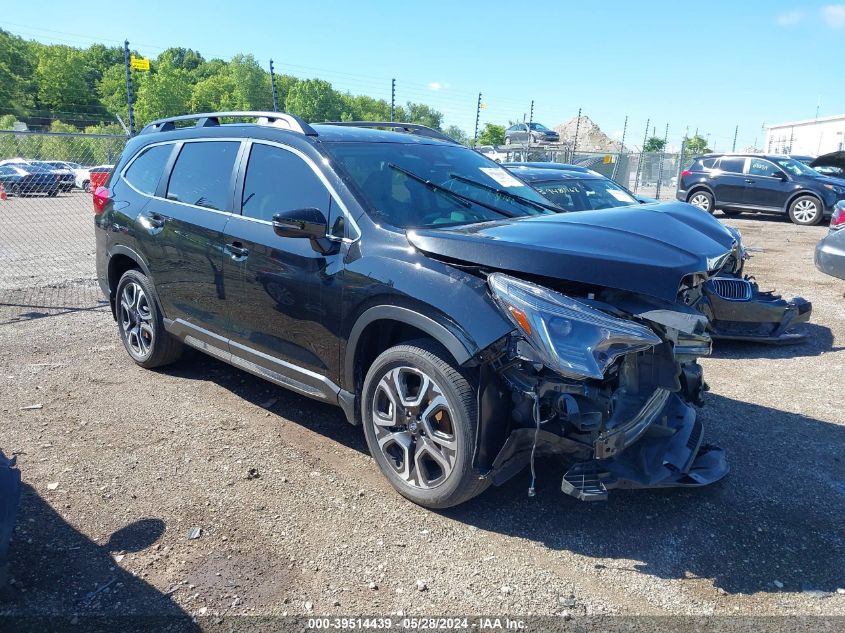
[340,93,391,121]
[156,47,204,72]
[444,124,469,145]
[0,29,36,114]
[284,78,344,122]
[683,133,711,156]
[35,45,99,114]
[228,54,272,110]
[643,136,666,152]
[404,102,443,130]
[476,123,505,146]
[135,67,192,124]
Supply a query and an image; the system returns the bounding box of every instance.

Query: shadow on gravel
[1,483,198,631]
[444,393,845,596]
[711,322,839,359]
[160,348,367,455]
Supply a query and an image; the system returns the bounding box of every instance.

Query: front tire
[788,195,823,226]
[688,190,715,213]
[116,269,183,368]
[82,180,90,193]
[361,340,489,509]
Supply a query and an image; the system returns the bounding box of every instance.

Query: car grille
[708,278,753,301]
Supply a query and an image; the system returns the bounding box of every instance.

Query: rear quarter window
[123,144,173,195]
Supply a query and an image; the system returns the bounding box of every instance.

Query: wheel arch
[107,246,163,319]
[345,305,478,395]
[686,184,715,201]
[784,189,823,214]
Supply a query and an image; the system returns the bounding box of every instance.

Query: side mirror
[271,207,337,255]
[272,207,327,238]
[772,170,787,181]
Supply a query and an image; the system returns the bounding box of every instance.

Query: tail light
[93,186,111,215]
[681,169,692,178]
[831,204,845,230]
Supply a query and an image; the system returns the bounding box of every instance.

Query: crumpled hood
[407,202,736,302]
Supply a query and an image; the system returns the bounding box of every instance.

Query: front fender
[340,244,513,389]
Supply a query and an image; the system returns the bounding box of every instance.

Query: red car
[88,165,113,192]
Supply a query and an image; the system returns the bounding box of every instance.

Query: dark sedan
[511,164,812,344]
[504,122,559,145]
[0,163,60,196]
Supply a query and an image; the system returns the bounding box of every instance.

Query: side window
[241,143,331,225]
[123,144,173,195]
[718,157,746,174]
[748,159,778,177]
[166,141,240,210]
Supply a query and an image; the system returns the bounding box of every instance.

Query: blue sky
[6,1,845,150]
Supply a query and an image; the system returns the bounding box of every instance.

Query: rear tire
[10,184,21,197]
[115,269,183,369]
[688,190,715,213]
[788,195,823,226]
[361,339,489,509]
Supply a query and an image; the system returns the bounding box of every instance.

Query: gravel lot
[1,196,844,623]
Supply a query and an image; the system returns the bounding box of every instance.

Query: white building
[765,114,845,156]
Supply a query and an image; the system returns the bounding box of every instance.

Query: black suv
[96,111,735,508]
[677,153,845,225]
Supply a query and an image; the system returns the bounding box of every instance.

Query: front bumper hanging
[702,277,812,344]
[560,393,729,501]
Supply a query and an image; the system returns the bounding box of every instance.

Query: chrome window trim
[119,137,361,243]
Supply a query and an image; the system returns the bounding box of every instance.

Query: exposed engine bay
[474,272,729,501]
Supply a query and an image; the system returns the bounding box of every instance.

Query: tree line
[0,29,473,141]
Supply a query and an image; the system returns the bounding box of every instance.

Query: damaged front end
[697,227,812,344]
[697,276,812,344]
[478,273,728,501]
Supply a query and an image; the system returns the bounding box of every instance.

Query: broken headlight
[488,273,662,380]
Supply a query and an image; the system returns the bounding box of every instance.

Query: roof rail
[322,121,459,144]
[139,111,318,136]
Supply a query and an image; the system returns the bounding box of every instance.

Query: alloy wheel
[792,199,818,223]
[689,193,711,211]
[370,366,458,489]
[120,281,154,358]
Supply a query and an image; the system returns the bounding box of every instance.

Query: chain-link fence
[490,146,686,201]
[0,130,127,324]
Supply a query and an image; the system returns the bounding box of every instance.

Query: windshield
[773,157,820,177]
[533,177,638,211]
[528,123,549,131]
[324,142,553,228]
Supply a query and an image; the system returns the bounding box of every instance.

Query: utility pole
[473,92,482,147]
[611,115,628,181]
[269,59,279,112]
[732,125,738,152]
[527,100,534,150]
[390,78,396,122]
[788,127,794,153]
[655,123,669,199]
[123,40,136,136]
[633,117,649,193]
[571,107,582,160]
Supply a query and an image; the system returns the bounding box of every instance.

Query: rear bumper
[815,232,845,280]
[703,277,812,344]
[561,393,728,501]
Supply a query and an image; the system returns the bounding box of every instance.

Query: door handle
[139,211,166,232]
[744,178,754,183]
[148,213,166,228]
[226,241,249,259]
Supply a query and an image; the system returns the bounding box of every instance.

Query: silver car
[815,202,845,280]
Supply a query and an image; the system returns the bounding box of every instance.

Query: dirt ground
[1,199,844,625]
